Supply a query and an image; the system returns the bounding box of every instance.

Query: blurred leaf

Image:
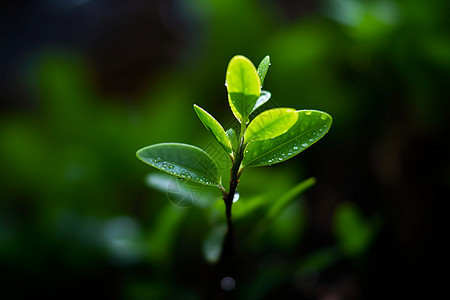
[257,55,270,86]
[234,177,313,221]
[193,104,233,156]
[232,194,269,220]
[333,201,380,258]
[202,224,227,264]
[244,108,298,143]
[225,128,239,153]
[125,281,167,300]
[146,173,219,208]
[296,247,340,277]
[251,90,272,114]
[242,110,332,167]
[269,201,306,250]
[226,55,261,124]
[137,143,221,187]
[147,204,186,263]
[237,177,315,250]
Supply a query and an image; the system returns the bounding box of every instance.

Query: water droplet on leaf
[233,191,240,203]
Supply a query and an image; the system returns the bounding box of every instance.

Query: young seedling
[137,54,332,250]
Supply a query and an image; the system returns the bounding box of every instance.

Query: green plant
[136,54,332,260]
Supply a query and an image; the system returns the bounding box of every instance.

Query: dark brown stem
[205,137,244,298]
[219,137,244,268]
[223,135,244,234]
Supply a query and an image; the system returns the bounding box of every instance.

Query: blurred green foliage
[1,0,448,299]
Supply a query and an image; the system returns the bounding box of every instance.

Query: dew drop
[278,157,283,161]
[301,143,308,147]
[181,171,192,179]
[305,111,312,116]
[233,191,240,203]
[320,114,328,120]
[168,164,174,169]
[293,146,299,150]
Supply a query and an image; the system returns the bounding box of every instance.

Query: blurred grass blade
[242,110,332,167]
[267,177,316,219]
[194,104,233,156]
[251,90,271,114]
[226,55,261,124]
[257,55,270,86]
[245,108,298,143]
[137,143,221,187]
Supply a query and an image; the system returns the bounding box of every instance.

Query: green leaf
[244,108,298,143]
[226,55,261,124]
[242,110,332,167]
[225,128,238,153]
[137,143,221,187]
[257,55,270,86]
[251,90,271,114]
[193,104,233,156]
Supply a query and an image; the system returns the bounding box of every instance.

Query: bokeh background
[1,0,448,299]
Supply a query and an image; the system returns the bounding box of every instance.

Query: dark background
[1,0,448,299]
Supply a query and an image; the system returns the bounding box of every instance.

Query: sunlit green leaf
[137,143,221,187]
[257,55,270,86]
[242,110,332,167]
[225,128,239,153]
[193,104,233,156]
[226,55,261,124]
[244,108,298,143]
[251,90,271,114]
